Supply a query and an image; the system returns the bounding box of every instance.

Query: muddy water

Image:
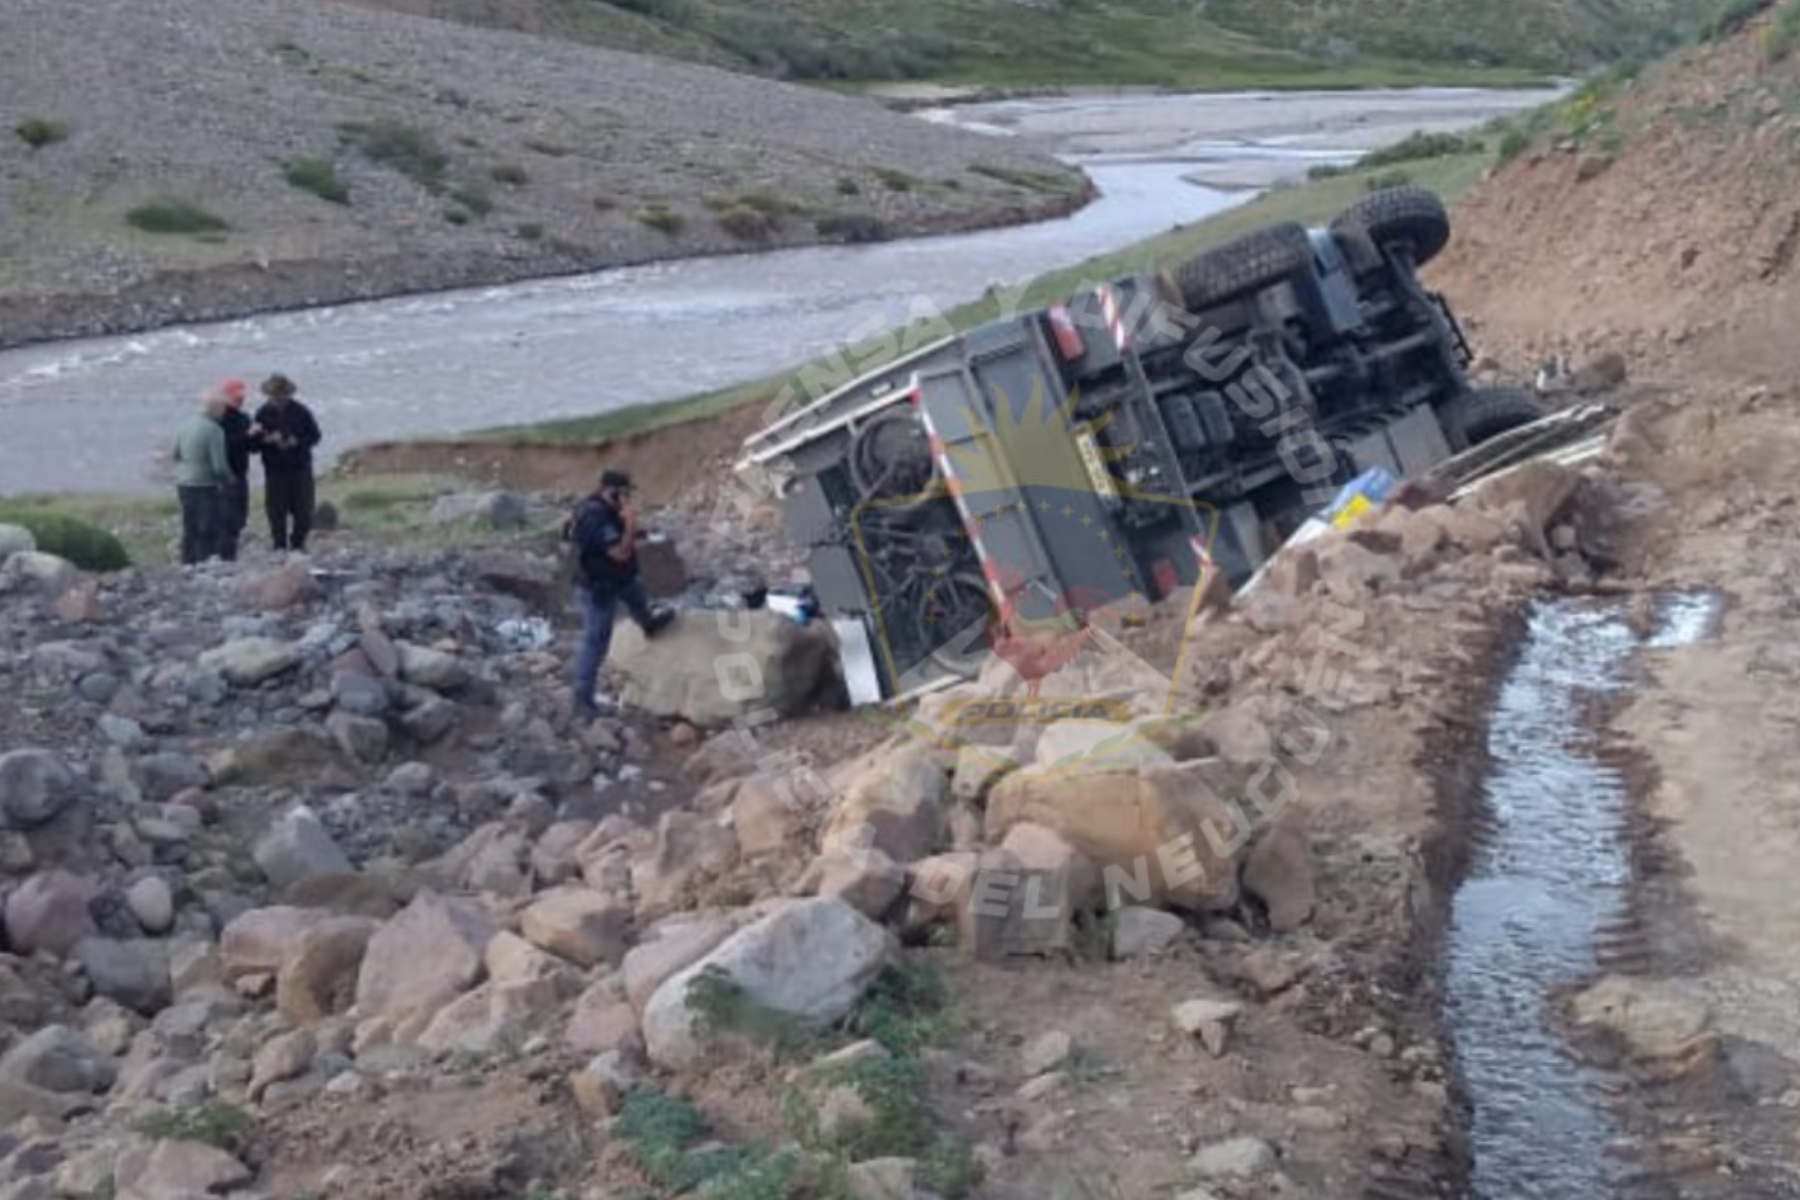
[0,86,1553,496]
[1445,590,1718,1198]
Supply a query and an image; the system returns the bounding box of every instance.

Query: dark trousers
[571,580,654,712]
[220,474,249,562]
[265,469,315,551]
[177,485,222,566]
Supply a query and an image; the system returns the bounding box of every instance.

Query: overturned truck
[735,185,1545,699]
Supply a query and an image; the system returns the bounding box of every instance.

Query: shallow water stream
[1444,590,1719,1198]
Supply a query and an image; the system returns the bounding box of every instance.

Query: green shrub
[636,203,685,234]
[490,162,530,186]
[718,206,777,240]
[873,168,915,192]
[516,222,544,241]
[14,117,67,148]
[125,200,228,236]
[340,119,448,190]
[283,156,350,204]
[815,212,885,242]
[443,207,471,226]
[1705,0,1773,40]
[593,194,619,212]
[0,509,130,572]
[835,176,861,195]
[132,1102,252,1152]
[448,183,493,216]
[1365,169,1414,192]
[1497,127,1533,162]
[1765,1,1800,57]
[1359,130,1484,169]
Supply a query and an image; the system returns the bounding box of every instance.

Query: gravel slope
[0,0,1088,348]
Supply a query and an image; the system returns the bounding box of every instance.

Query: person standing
[253,373,322,552]
[564,468,673,718]
[171,390,232,565]
[216,378,254,562]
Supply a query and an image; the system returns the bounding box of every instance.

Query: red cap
[221,378,247,402]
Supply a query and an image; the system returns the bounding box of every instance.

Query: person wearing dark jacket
[216,378,254,561]
[564,468,673,718]
[252,373,322,552]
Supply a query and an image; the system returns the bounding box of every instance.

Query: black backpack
[565,496,635,588]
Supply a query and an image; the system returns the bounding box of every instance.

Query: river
[0,85,1555,496]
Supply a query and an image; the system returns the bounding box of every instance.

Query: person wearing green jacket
[172,390,232,565]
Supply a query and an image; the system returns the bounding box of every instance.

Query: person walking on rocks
[253,373,322,553]
[564,468,673,718]
[216,377,254,561]
[171,389,232,565]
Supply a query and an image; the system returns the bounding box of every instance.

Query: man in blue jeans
[566,468,674,718]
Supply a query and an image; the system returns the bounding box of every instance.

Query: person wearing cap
[563,467,673,718]
[171,388,233,565]
[216,378,254,561]
[252,373,322,552]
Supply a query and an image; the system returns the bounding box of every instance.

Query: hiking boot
[643,606,676,637]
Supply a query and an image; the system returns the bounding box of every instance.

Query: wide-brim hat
[261,373,297,398]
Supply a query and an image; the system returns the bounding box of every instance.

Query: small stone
[1017,1071,1069,1101]
[1111,906,1186,959]
[1189,1136,1277,1181]
[1021,1029,1074,1077]
[1172,998,1243,1058]
[126,877,176,935]
[250,1028,317,1100]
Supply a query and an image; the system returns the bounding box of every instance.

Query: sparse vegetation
[873,168,916,192]
[283,156,350,205]
[490,162,530,186]
[125,200,229,236]
[593,194,619,212]
[1309,130,1485,180]
[0,506,131,571]
[1705,0,1775,40]
[815,212,886,242]
[516,222,544,241]
[133,1102,253,1153]
[969,163,1083,193]
[523,138,570,156]
[835,176,861,196]
[339,119,448,191]
[718,206,778,240]
[636,203,685,234]
[448,182,494,217]
[14,117,68,148]
[1764,0,1800,57]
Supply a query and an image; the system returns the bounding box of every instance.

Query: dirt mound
[1428,11,1800,382]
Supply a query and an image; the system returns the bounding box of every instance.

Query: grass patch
[448,182,494,217]
[873,167,916,192]
[133,1102,253,1153]
[516,222,544,241]
[1706,0,1775,40]
[0,506,132,571]
[283,156,350,205]
[340,119,448,191]
[835,176,861,196]
[814,212,886,242]
[717,206,778,240]
[490,162,530,186]
[593,194,619,212]
[1765,0,1800,57]
[969,163,1084,194]
[523,138,571,157]
[14,117,68,149]
[636,203,685,234]
[125,200,228,236]
[613,1086,809,1196]
[1308,129,1484,180]
[783,1055,980,1197]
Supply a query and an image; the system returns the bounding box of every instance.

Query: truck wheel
[1329,186,1451,268]
[921,572,998,678]
[850,407,938,505]
[1173,222,1313,313]
[1442,386,1547,448]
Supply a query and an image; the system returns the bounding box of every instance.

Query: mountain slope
[324,0,1718,86]
[0,0,1087,346]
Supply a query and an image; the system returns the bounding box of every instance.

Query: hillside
[1427,0,1800,379]
[0,0,1088,348]
[327,0,1717,87]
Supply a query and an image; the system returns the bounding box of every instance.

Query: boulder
[467,547,561,610]
[429,491,529,530]
[996,822,1099,956]
[197,637,303,687]
[622,915,738,1011]
[641,897,892,1070]
[0,523,35,560]
[1111,906,1187,959]
[354,891,499,1029]
[631,811,739,919]
[126,876,176,935]
[5,869,99,955]
[806,848,907,920]
[395,642,468,692]
[729,774,804,860]
[484,931,583,994]
[133,752,209,804]
[276,917,380,1025]
[0,1026,116,1094]
[818,744,947,864]
[520,888,633,970]
[219,906,331,978]
[609,608,842,728]
[206,727,339,787]
[254,806,354,891]
[1189,1137,1277,1182]
[985,759,1244,912]
[249,1028,316,1100]
[565,980,645,1056]
[0,748,82,830]
[113,1139,251,1200]
[0,551,79,597]
[326,711,389,764]
[1031,721,1176,775]
[75,937,171,1015]
[415,978,563,1056]
[1241,813,1315,932]
[1467,458,1579,544]
[1568,975,1711,1060]
[330,670,391,718]
[531,821,595,888]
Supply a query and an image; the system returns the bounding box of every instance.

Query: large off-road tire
[850,406,938,506]
[1442,386,1548,448]
[1174,221,1314,313]
[1329,185,1452,268]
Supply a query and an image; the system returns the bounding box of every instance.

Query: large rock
[327,710,389,763]
[996,822,1099,956]
[0,551,80,596]
[197,637,303,687]
[415,978,563,1056]
[429,491,528,530]
[113,1139,250,1200]
[985,759,1245,912]
[631,812,740,919]
[0,748,82,830]
[396,642,469,691]
[206,727,339,787]
[5,869,99,955]
[75,938,171,1015]
[641,897,892,1069]
[276,917,379,1025]
[818,744,948,864]
[0,523,35,561]
[729,774,804,860]
[0,1026,116,1094]
[239,561,322,610]
[520,888,633,970]
[1467,458,1579,545]
[1242,813,1315,932]
[609,608,842,728]
[219,906,331,978]
[468,547,561,611]
[1568,975,1711,1060]
[622,915,739,1011]
[1031,721,1177,774]
[254,806,354,891]
[354,891,499,1029]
